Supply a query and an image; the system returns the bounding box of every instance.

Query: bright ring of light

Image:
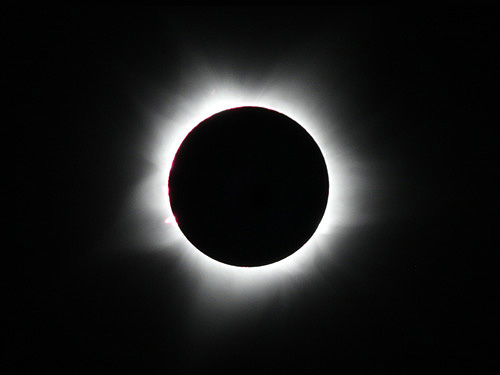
[131,76,364,318]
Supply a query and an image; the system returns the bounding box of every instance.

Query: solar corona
[138,78,360,311]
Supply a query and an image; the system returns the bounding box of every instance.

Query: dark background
[8,7,498,373]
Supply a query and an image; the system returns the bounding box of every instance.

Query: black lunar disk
[168,107,329,267]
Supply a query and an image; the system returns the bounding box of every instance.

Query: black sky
[9,7,498,373]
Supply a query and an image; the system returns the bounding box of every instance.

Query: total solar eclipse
[168,106,329,267]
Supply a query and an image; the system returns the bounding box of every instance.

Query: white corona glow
[131,72,369,319]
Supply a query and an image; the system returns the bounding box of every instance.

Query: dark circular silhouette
[168,107,329,267]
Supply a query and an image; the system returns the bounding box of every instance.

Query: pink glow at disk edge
[161,184,179,226]
[164,215,178,226]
